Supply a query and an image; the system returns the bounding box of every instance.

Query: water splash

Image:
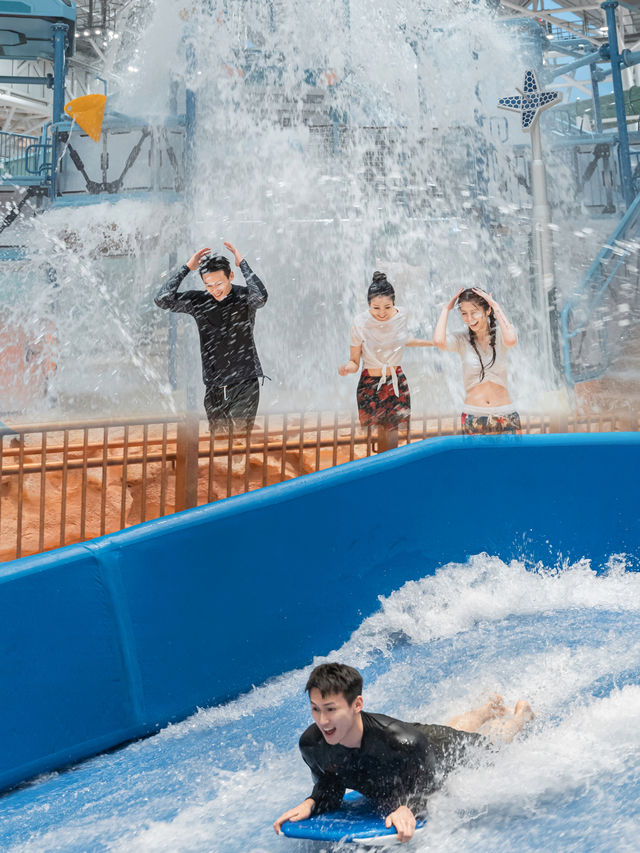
[1,0,586,420]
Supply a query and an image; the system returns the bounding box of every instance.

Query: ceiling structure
[0,0,145,133]
[498,0,640,101]
[3,1,640,135]
[498,0,640,48]
[73,0,142,66]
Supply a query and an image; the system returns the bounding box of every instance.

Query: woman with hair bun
[339,271,433,451]
[433,287,520,435]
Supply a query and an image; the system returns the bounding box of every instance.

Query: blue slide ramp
[0,432,638,794]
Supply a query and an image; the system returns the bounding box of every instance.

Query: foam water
[2,553,639,852]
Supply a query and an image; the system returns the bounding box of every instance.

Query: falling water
[0,0,591,421]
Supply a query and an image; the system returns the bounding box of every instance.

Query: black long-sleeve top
[154,259,268,387]
[299,711,437,816]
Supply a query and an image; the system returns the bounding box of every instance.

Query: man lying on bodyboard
[274,662,534,843]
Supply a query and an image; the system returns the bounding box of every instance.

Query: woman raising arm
[433,287,519,435]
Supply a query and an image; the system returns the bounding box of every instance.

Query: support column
[602,0,634,208]
[52,24,68,124]
[185,41,196,204]
[50,24,68,200]
[590,64,603,133]
[530,121,559,372]
[175,413,200,512]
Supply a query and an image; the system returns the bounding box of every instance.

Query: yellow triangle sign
[64,94,107,142]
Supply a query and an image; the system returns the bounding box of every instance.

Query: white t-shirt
[350,306,411,395]
[445,326,510,393]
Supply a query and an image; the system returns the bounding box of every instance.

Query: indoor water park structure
[0,1,639,851]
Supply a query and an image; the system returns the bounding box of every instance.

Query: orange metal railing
[1,410,637,563]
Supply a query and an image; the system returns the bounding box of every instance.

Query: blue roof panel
[0,1,76,60]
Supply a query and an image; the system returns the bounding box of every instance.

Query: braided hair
[457,289,496,382]
[368,271,395,304]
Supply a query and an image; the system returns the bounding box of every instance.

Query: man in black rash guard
[274,663,534,843]
[154,241,267,435]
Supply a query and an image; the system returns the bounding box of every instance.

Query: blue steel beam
[602,0,634,208]
[49,22,68,200]
[590,65,604,133]
[51,23,67,124]
[0,75,53,87]
[547,48,605,80]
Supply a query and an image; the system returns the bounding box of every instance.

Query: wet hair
[199,254,231,279]
[367,271,395,305]
[457,288,496,381]
[305,663,363,705]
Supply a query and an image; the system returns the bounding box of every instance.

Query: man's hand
[224,241,243,266]
[273,798,315,835]
[186,247,212,271]
[384,805,416,843]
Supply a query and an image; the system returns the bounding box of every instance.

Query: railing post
[175,414,200,512]
[549,411,569,434]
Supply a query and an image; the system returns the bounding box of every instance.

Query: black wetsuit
[300,711,484,816]
[154,260,268,431]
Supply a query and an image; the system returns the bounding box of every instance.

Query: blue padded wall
[0,433,638,792]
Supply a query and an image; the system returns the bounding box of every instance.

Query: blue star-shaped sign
[498,70,561,132]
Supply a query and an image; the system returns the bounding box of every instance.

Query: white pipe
[2,106,16,131]
[0,93,50,115]
[530,120,556,375]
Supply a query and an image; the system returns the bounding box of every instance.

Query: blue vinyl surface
[0,432,638,794]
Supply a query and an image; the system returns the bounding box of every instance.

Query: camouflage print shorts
[461,411,521,435]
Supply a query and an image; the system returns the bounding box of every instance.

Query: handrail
[0,130,51,184]
[561,191,640,384]
[24,143,53,177]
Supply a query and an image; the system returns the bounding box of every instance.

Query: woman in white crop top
[433,287,521,435]
[339,271,434,451]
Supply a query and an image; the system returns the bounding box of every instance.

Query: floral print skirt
[461,410,521,435]
[356,368,411,428]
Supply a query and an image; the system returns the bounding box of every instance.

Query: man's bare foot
[478,699,535,744]
[446,694,506,733]
[514,699,535,723]
[484,694,507,721]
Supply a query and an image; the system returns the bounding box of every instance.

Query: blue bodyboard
[280,791,427,844]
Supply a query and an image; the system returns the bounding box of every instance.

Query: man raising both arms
[155,241,268,435]
[274,663,534,843]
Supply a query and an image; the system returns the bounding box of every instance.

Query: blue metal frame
[561,190,640,384]
[0,4,73,194]
[0,1,75,60]
[541,2,640,209]
[0,75,53,87]
[602,0,634,208]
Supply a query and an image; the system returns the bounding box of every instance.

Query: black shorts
[204,378,260,434]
